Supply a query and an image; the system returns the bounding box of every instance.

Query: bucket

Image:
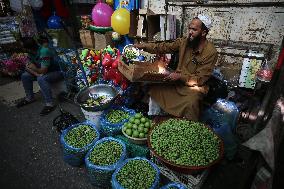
[81,108,103,130]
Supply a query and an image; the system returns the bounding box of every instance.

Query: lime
[138,126,144,133]
[139,132,145,138]
[140,117,146,123]
[144,128,149,133]
[139,123,144,128]
[132,124,138,130]
[134,119,140,125]
[134,113,142,119]
[127,123,132,129]
[144,122,151,128]
[126,129,132,136]
[132,130,139,138]
[129,117,135,123]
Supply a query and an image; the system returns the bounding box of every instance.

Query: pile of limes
[122,113,152,139]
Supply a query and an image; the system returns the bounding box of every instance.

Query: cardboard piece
[129,9,176,41]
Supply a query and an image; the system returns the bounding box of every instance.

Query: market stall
[2,0,283,188]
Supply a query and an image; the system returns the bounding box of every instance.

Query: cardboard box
[93,31,113,50]
[118,60,168,82]
[79,29,95,48]
[80,30,113,49]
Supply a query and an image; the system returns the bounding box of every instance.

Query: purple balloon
[92,3,114,27]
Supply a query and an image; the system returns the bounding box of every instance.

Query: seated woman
[16,36,63,116]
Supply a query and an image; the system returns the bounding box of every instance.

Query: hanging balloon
[91,1,114,27]
[47,12,62,29]
[106,0,114,6]
[111,8,130,35]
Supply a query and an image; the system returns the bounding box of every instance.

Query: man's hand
[164,72,182,81]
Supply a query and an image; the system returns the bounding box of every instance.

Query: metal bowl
[75,84,119,112]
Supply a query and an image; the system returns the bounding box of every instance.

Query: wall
[142,0,284,82]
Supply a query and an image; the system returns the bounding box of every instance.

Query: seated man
[134,15,218,121]
[16,36,63,116]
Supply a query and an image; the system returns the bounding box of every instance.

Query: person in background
[16,36,62,116]
[134,15,218,121]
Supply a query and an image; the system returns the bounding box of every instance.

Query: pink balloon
[92,3,113,27]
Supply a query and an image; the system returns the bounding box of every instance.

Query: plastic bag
[29,0,43,10]
[201,99,239,160]
[100,106,135,136]
[160,182,187,189]
[53,108,79,133]
[60,121,100,166]
[111,157,160,189]
[85,137,127,188]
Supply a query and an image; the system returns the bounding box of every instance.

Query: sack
[53,108,79,133]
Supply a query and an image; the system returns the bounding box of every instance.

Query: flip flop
[40,105,56,116]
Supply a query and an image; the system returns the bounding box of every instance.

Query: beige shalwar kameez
[143,37,218,121]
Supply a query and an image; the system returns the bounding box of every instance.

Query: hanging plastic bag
[29,0,43,10]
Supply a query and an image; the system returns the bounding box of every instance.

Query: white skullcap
[197,14,212,30]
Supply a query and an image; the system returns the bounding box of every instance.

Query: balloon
[106,0,113,6]
[47,13,62,29]
[92,2,113,27]
[111,8,130,35]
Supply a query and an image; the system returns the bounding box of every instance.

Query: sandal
[40,105,56,116]
[16,99,35,108]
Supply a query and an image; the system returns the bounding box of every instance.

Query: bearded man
[134,15,218,121]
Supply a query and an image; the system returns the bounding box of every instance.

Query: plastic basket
[152,156,209,189]
[60,121,100,166]
[85,137,127,188]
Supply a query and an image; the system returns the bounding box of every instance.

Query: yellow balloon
[106,0,113,6]
[111,8,130,35]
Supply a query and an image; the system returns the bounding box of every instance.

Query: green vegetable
[106,109,130,124]
[116,159,156,189]
[89,141,123,166]
[150,119,220,167]
[64,125,97,148]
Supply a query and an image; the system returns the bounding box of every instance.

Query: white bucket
[81,108,103,130]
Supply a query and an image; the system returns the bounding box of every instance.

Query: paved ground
[0,75,97,189]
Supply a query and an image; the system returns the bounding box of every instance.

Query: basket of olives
[122,113,152,145]
[148,118,224,174]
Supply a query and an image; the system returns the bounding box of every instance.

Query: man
[134,15,218,121]
[16,36,63,116]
